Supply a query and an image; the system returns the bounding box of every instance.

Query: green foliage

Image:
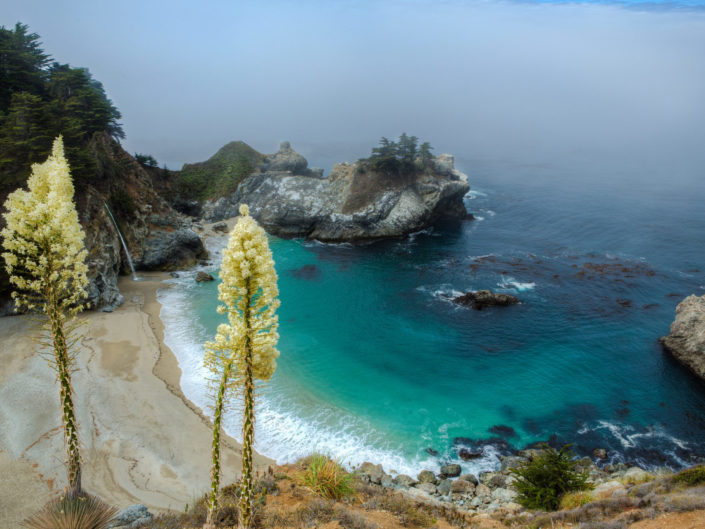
[108,188,136,220]
[135,153,158,167]
[176,141,262,201]
[297,454,356,500]
[0,23,123,191]
[22,492,118,529]
[360,133,433,177]
[510,444,592,511]
[673,465,705,487]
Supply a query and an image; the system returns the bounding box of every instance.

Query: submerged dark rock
[453,436,516,457]
[489,425,518,438]
[458,448,483,460]
[453,290,520,310]
[288,264,321,280]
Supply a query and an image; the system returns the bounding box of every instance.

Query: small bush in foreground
[22,493,118,529]
[672,465,705,487]
[510,444,592,511]
[297,453,355,500]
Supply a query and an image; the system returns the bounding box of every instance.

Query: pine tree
[0,23,50,112]
[1,136,89,495]
[203,204,280,529]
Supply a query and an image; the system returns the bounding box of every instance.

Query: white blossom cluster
[204,204,280,389]
[1,137,88,315]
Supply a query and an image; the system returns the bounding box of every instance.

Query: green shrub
[510,444,592,511]
[109,188,136,220]
[672,465,705,487]
[297,453,355,500]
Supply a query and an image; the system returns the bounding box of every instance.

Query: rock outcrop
[453,290,520,310]
[80,134,206,307]
[660,294,705,382]
[0,132,207,312]
[201,142,469,241]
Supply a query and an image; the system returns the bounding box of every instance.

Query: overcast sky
[3,0,705,178]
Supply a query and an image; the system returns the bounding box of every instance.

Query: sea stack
[660,294,705,382]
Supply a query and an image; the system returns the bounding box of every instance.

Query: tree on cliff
[1,136,89,494]
[0,23,124,190]
[366,133,430,176]
[203,204,280,529]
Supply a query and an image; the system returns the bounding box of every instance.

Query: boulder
[660,294,705,382]
[451,479,475,494]
[136,228,206,271]
[500,456,526,472]
[107,504,153,529]
[393,474,417,488]
[417,470,437,484]
[415,482,438,495]
[491,488,518,503]
[593,448,607,460]
[459,473,479,486]
[453,290,520,310]
[437,478,453,495]
[593,480,625,498]
[196,271,215,282]
[358,462,386,485]
[440,464,462,478]
[480,471,507,489]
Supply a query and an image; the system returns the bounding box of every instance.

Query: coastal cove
[159,157,705,479]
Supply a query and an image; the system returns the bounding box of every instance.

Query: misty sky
[3,0,705,179]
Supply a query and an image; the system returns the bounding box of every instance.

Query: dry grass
[559,491,595,510]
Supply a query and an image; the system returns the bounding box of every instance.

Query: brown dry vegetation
[134,463,705,529]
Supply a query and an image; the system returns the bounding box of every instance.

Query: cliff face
[201,142,470,241]
[660,294,705,382]
[1,132,206,313]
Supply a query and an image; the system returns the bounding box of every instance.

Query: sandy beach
[0,272,272,528]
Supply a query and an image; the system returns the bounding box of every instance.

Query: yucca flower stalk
[1,137,89,495]
[203,204,280,529]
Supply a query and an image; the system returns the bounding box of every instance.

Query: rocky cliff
[1,132,205,313]
[660,294,705,382]
[201,142,470,241]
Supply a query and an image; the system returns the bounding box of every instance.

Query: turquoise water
[159,161,705,476]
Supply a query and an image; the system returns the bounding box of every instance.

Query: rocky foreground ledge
[660,294,705,383]
[355,455,658,516]
[202,142,470,241]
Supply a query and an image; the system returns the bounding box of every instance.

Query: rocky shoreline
[355,452,661,517]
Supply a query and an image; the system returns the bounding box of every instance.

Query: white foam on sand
[160,277,455,477]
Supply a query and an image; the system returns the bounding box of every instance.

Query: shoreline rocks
[355,452,665,516]
[660,294,705,383]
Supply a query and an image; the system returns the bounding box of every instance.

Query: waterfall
[104,203,138,280]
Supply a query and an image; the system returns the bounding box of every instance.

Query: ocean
[158,153,705,477]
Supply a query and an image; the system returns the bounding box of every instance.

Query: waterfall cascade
[104,203,138,280]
